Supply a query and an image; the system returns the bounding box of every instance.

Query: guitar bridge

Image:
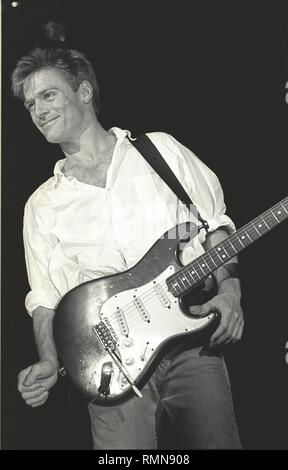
[93,320,118,351]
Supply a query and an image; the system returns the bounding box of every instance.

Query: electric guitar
[54,197,288,406]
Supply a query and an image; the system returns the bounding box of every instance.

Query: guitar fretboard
[166,197,288,297]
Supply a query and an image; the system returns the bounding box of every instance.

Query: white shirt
[24,127,235,316]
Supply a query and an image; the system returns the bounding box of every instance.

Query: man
[13,48,243,449]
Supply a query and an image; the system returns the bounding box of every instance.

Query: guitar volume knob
[125,357,135,366]
[123,337,134,347]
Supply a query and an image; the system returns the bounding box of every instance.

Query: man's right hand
[17,359,58,407]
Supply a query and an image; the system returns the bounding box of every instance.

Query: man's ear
[78,80,93,105]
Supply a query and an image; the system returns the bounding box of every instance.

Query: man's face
[23,68,86,144]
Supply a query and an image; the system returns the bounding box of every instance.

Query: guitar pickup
[115,309,129,336]
[133,296,150,322]
[153,283,171,308]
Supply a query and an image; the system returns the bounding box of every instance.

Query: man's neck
[61,121,116,169]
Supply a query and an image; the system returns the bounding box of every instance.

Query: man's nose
[35,100,49,120]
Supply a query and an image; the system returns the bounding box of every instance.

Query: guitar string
[104,240,231,327]
[89,204,288,329]
[104,280,173,327]
[103,207,286,321]
[83,190,283,400]
[103,207,288,330]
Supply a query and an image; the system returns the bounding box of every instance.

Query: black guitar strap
[129,134,209,233]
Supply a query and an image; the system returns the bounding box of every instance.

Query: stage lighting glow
[43,21,66,44]
[11,1,20,7]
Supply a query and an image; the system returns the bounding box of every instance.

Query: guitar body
[54,222,219,406]
[53,195,288,405]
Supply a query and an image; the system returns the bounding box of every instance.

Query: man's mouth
[41,117,59,129]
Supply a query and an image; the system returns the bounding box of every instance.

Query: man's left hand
[199,293,244,348]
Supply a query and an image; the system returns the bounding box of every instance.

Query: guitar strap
[129,134,209,233]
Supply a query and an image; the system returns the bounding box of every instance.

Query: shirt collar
[51,127,133,186]
[109,126,133,141]
[53,158,66,177]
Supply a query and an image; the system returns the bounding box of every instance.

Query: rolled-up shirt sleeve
[157,133,236,237]
[23,199,60,316]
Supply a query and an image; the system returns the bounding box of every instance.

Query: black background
[2,0,288,449]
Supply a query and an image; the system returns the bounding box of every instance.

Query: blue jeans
[88,346,241,449]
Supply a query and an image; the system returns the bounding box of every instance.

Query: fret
[247,225,259,240]
[235,233,245,248]
[263,215,277,229]
[201,257,211,271]
[227,234,242,253]
[271,207,287,223]
[238,228,254,246]
[195,261,205,276]
[171,279,182,295]
[271,211,280,223]
[167,196,288,298]
[214,245,225,262]
[260,215,270,229]
[189,264,202,280]
[219,250,229,262]
[281,202,288,215]
[222,239,238,258]
[178,273,191,290]
[221,244,229,258]
[251,216,270,235]
[251,222,261,237]
[215,244,231,265]
[262,207,284,228]
[243,228,253,243]
[186,268,197,284]
[191,267,200,279]
[184,260,202,284]
[175,276,185,291]
[209,250,222,268]
[225,238,238,255]
[205,251,218,269]
[195,259,209,276]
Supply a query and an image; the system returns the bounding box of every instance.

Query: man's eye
[44,92,55,100]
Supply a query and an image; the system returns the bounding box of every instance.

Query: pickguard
[97,266,214,395]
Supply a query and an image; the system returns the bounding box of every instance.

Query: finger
[188,305,202,316]
[23,366,40,387]
[228,316,244,342]
[209,326,227,347]
[17,367,33,387]
[30,393,49,408]
[210,313,230,343]
[31,396,49,408]
[210,318,236,346]
[18,381,42,393]
[210,330,231,347]
[219,317,243,345]
[210,305,241,343]
[26,390,48,406]
[210,324,224,344]
[199,299,219,316]
[22,387,47,400]
[234,319,244,341]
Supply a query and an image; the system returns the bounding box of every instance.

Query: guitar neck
[167,196,288,297]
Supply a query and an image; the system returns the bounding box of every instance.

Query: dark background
[2,0,288,450]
